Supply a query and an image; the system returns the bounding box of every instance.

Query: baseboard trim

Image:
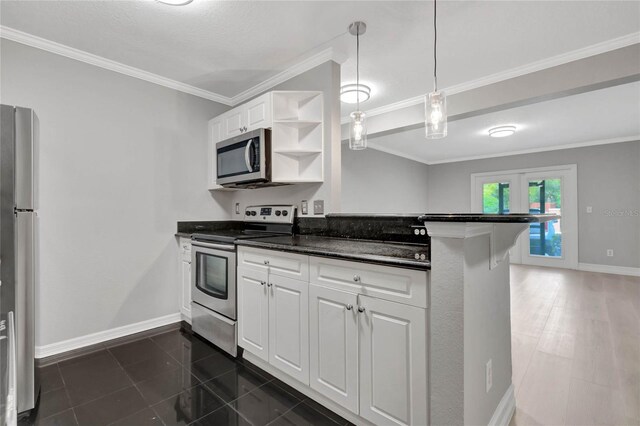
[489,384,516,426]
[578,263,640,277]
[35,313,181,358]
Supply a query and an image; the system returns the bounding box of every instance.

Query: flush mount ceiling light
[348,21,368,151]
[488,126,517,138]
[425,0,447,139]
[340,84,371,104]
[156,0,193,5]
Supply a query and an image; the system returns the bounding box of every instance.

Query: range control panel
[244,205,296,224]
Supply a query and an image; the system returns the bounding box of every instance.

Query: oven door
[191,241,236,320]
[216,128,268,186]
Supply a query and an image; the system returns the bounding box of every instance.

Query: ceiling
[1,1,639,110]
[367,81,640,164]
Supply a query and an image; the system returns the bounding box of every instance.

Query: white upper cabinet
[207,91,323,190]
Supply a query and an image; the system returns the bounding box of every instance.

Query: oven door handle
[244,139,254,173]
[191,241,236,252]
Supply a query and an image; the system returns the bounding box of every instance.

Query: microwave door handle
[244,139,254,173]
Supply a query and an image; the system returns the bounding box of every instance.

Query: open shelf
[273,149,323,157]
[273,119,322,129]
[272,91,323,122]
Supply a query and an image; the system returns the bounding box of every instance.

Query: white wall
[341,143,429,213]
[427,141,640,268]
[1,39,230,347]
[228,61,342,216]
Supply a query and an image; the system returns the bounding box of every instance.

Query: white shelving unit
[271,91,324,183]
[207,90,324,190]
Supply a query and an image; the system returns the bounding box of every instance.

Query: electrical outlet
[607,249,614,257]
[301,200,308,215]
[314,200,324,215]
[235,203,240,215]
[486,359,493,393]
[586,206,593,213]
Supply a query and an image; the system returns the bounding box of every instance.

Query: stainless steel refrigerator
[0,105,39,424]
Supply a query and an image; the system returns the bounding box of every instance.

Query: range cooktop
[192,205,296,245]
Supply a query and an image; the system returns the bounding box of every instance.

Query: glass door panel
[482,182,510,214]
[195,252,228,299]
[527,178,562,258]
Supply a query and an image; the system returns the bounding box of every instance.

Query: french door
[471,165,578,269]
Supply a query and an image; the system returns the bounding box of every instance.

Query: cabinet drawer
[310,257,428,308]
[238,247,309,281]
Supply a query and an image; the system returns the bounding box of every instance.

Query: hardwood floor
[509,265,640,426]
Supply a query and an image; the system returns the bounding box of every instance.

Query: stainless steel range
[190,205,295,357]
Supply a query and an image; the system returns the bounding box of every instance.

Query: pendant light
[425,0,447,139]
[349,21,367,150]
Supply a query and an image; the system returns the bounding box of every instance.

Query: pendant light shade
[425,91,447,139]
[349,111,367,150]
[348,21,367,150]
[425,0,447,139]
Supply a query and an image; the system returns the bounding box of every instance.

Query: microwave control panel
[244,205,296,224]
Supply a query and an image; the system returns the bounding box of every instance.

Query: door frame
[471,164,578,270]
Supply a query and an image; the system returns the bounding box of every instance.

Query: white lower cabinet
[238,248,429,425]
[309,284,359,413]
[179,238,192,322]
[238,267,269,362]
[237,264,310,385]
[358,295,428,426]
[268,275,309,385]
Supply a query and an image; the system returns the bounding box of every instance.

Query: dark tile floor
[19,328,351,426]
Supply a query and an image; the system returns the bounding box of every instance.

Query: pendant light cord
[356,24,360,111]
[433,0,438,92]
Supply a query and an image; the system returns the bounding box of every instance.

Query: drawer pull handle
[267,283,273,287]
[345,304,353,311]
[357,306,366,313]
[260,281,266,286]
[264,260,270,265]
[353,275,361,282]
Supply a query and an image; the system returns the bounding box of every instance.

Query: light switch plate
[301,200,308,215]
[235,203,240,215]
[313,200,324,215]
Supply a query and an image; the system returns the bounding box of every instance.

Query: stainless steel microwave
[216,128,272,188]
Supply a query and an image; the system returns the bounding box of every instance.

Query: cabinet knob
[353,275,361,282]
[260,281,266,286]
[357,306,366,313]
[267,283,273,287]
[264,260,270,265]
[345,304,353,311]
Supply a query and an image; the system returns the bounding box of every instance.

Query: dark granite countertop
[418,213,559,223]
[235,235,430,270]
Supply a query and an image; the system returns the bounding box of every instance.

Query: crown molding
[1,26,345,107]
[342,32,640,123]
[367,135,640,166]
[0,26,234,105]
[230,47,345,105]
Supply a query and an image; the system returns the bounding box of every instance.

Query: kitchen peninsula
[178,212,556,426]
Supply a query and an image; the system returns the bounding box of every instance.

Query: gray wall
[229,61,342,216]
[427,141,640,268]
[341,143,429,214]
[1,39,230,347]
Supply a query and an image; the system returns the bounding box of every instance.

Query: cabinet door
[223,109,244,139]
[244,93,272,131]
[309,284,358,413]
[359,296,427,426]
[268,275,309,385]
[238,267,269,362]
[181,261,192,321]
